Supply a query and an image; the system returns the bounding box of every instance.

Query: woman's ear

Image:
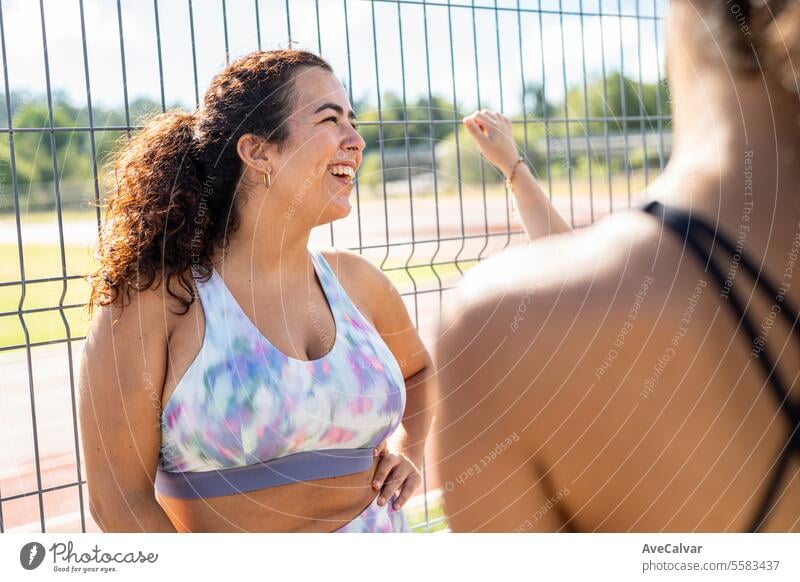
[236,133,270,173]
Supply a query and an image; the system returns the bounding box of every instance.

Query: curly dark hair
[85,49,333,320]
[702,0,800,92]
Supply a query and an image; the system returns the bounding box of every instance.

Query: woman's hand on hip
[371,445,422,511]
[463,109,519,177]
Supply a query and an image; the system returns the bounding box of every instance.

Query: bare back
[435,205,800,532]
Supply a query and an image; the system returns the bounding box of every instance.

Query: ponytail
[85,109,212,319]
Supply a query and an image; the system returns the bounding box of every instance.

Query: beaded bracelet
[505,157,525,189]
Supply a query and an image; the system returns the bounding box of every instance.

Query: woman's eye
[324,116,358,130]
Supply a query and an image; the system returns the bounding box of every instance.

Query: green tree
[357,92,457,153]
[9,103,89,184]
[564,72,670,135]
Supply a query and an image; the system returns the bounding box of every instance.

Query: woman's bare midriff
[156,456,383,532]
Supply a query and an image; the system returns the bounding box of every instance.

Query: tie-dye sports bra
[155,248,406,499]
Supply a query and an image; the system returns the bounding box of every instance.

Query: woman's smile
[326,163,357,189]
[327,171,354,187]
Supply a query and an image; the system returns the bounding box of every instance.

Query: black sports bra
[642,200,800,532]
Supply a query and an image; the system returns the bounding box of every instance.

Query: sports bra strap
[642,200,800,532]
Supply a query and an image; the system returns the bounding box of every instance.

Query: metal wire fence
[0,0,668,532]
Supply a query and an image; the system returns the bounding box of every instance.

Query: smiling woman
[79,49,435,533]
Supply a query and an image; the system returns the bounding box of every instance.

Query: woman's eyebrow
[314,103,357,119]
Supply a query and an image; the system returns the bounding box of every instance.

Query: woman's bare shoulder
[432,210,676,436]
[448,210,663,320]
[318,246,391,290]
[86,271,194,351]
[317,246,397,320]
[432,209,681,398]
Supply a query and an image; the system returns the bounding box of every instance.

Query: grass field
[0,209,93,224]
[406,495,449,533]
[0,243,96,350]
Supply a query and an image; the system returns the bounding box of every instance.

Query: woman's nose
[346,126,366,151]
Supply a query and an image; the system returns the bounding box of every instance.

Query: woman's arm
[364,270,435,509]
[463,110,572,240]
[392,363,435,468]
[79,288,177,532]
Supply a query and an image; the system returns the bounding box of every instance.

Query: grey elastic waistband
[155,447,375,500]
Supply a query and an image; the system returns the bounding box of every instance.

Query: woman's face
[265,66,365,226]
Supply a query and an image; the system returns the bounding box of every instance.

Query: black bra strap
[642,200,800,532]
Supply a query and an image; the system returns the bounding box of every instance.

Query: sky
[1,0,668,120]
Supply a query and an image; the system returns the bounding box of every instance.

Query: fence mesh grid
[0,0,667,533]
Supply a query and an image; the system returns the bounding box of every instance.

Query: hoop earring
[263,172,271,189]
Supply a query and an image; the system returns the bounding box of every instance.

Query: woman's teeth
[327,165,355,179]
